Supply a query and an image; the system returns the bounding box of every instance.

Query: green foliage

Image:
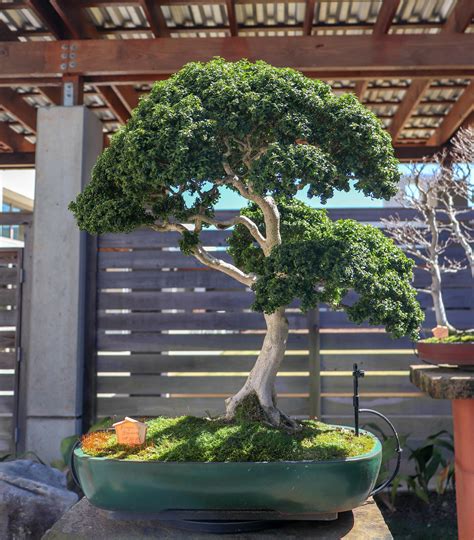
[391,431,455,504]
[179,230,200,255]
[81,416,375,462]
[70,58,399,233]
[69,59,421,339]
[421,333,474,344]
[235,199,423,340]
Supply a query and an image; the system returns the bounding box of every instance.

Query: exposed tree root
[225,390,302,433]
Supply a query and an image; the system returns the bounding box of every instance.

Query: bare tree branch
[189,213,269,254]
[152,221,256,287]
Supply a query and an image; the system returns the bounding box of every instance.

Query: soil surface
[376,491,457,540]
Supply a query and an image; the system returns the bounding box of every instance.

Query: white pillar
[24,106,102,462]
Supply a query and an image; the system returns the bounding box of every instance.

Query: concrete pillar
[24,106,102,463]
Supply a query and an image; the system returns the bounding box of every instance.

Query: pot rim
[418,341,474,346]
[74,425,382,465]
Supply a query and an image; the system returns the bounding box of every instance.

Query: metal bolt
[61,44,69,50]
[61,53,68,59]
[70,44,77,51]
[69,53,76,59]
[60,63,67,70]
[69,62,77,68]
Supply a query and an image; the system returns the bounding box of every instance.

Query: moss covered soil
[421,333,474,344]
[81,416,375,462]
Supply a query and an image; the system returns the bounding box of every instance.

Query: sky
[0,169,35,200]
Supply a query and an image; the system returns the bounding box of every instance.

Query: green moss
[421,333,474,344]
[81,416,375,462]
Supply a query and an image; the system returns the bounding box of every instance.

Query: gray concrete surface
[43,497,393,539]
[24,106,102,463]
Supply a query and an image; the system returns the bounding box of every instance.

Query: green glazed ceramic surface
[74,426,382,515]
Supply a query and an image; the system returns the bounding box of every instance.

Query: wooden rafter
[37,87,62,106]
[0,123,34,152]
[442,0,474,34]
[139,0,170,37]
[0,89,37,133]
[113,85,140,113]
[428,80,474,146]
[388,78,431,141]
[50,0,99,39]
[373,0,401,35]
[98,86,130,123]
[353,81,368,100]
[303,0,316,36]
[225,0,238,36]
[460,110,474,131]
[0,19,16,41]
[24,0,66,39]
[0,35,472,80]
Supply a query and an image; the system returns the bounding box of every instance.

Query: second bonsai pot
[417,342,474,367]
[73,426,382,518]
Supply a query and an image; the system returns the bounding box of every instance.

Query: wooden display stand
[411,365,474,540]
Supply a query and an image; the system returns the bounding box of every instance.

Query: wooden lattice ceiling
[0,0,473,167]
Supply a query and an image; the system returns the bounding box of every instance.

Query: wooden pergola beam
[0,89,37,133]
[388,78,432,141]
[0,124,35,153]
[373,0,401,35]
[50,0,99,39]
[428,79,474,146]
[0,35,472,79]
[139,0,171,37]
[113,85,140,114]
[0,145,442,168]
[98,86,130,124]
[303,0,316,36]
[394,146,441,162]
[442,0,474,34]
[0,152,35,168]
[24,0,67,39]
[225,0,238,36]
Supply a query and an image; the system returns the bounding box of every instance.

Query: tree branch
[189,213,269,254]
[152,220,256,287]
[190,243,256,287]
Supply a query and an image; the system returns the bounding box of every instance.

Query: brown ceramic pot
[417,342,474,366]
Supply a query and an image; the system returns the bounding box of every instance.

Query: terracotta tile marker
[113,417,147,446]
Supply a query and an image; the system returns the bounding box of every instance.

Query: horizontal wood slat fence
[91,208,473,450]
[0,248,23,454]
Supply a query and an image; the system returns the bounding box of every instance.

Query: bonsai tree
[382,127,473,334]
[70,59,423,430]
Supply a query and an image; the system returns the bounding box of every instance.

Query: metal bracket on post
[352,363,365,436]
[59,43,83,106]
[63,82,75,107]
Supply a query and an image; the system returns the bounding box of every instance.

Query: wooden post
[307,307,321,419]
[82,235,98,430]
[16,219,33,455]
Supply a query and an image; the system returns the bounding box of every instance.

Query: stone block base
[43,497,392,539]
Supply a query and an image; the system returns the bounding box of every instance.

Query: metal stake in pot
[352,363,365,436]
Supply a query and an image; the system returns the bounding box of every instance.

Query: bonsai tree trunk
[225,308,299,430]
[430,265,453,330]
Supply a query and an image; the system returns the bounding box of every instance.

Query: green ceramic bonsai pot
[73,426,382,517]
